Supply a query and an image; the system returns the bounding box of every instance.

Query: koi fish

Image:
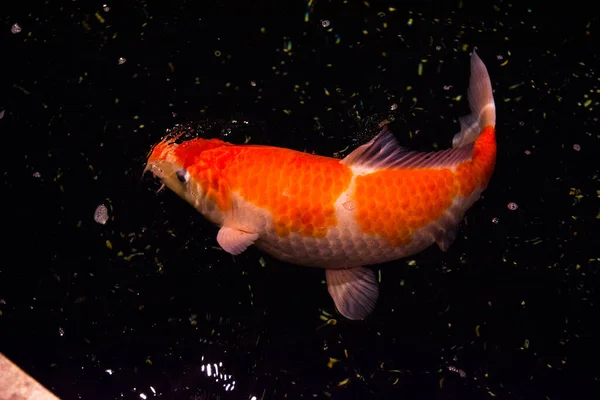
[144,50,496,320]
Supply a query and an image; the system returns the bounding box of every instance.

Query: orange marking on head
[148,137,236,212]
[223,146,353,238]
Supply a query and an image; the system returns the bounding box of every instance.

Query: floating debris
[448,365,467,378]
[11,23,21,34]
[573,143,581,151]
[94,204,109,225]
[507,202,518,211]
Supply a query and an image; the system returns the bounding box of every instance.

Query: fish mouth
[142,163,166,193]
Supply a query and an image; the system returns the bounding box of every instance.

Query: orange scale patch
[353,168,458,246]
[224,146,353,238]
[454,127,496,197]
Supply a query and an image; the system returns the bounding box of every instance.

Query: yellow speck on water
[407,260,417,266]
[337,378,350,387]
[524,339,530,349]
[105,240,112,249]
[259,257,266,267]
[283,109,292,115]
[475,325,481,337]
[94,12,105,23]
[327,357,339,368]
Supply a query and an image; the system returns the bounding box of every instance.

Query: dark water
[1,1,599,399]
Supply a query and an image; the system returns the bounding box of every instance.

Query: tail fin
[452,50,496,148]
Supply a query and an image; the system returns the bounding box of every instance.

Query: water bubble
[443,85,453,90]
[11,23,22,34]
[32,171,41,178]
[524,150,531,155]
[103,4,110,12]
[507,202,518,211]
[94,204,109,225]
[118,57,127,65]
[497,55,504,60]
[321,19,330,28]
[573,143,581,151]
[390,103,398,110]
[491,217,499,224]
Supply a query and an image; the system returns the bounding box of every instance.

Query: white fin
[216,226,258,255]
[326,267,379,320]
[452,49,496,148]
[341,127,473,171]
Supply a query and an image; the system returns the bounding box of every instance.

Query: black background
[1,1,599,399]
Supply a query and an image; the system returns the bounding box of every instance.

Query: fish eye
[176,168,189,183]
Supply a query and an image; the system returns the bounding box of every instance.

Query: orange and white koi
[144,51,496,320]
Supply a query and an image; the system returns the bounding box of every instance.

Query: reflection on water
[199,356,236,392]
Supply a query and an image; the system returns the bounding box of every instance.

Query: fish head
[144,138,192,201]
[144,135,233,221]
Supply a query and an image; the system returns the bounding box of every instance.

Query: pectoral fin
[326,267,379,320]
[216,226,258,255]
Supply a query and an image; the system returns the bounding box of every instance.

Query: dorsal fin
[341,127,473,172]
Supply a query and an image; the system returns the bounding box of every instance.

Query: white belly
[227,192,438,269]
